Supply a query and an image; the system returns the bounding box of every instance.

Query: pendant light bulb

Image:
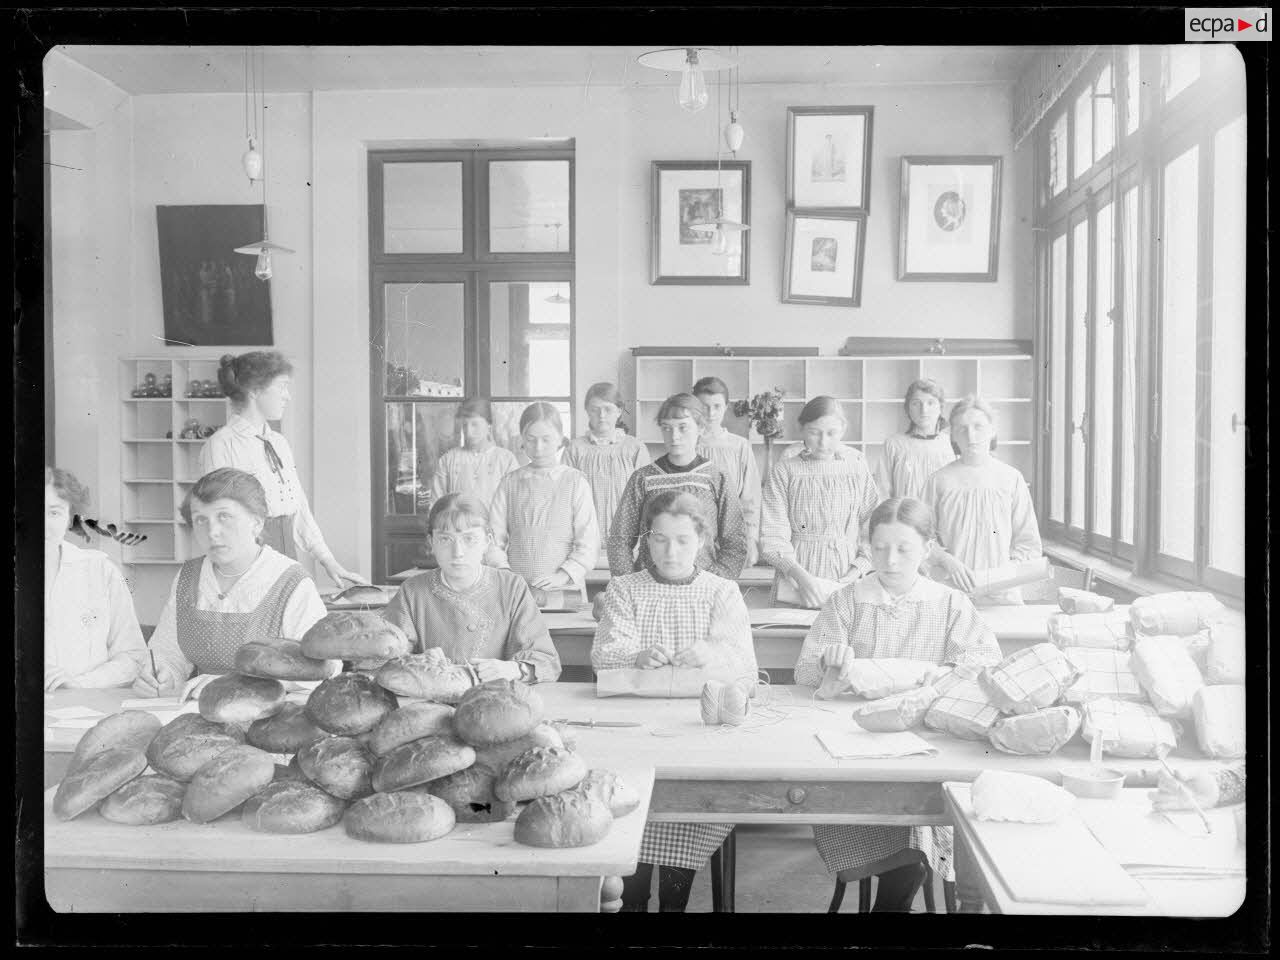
[678,49,709,113]
[254,248,273,281]
[724,112,745,153]
[710,225,729,256]
[242,137,263,182]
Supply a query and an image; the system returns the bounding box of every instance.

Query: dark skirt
[260,514,297,560]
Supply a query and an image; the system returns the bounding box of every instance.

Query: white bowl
[1059,765,1124,799]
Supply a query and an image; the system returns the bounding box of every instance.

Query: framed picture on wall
[782,211,866,307]
[786,106,874,213]
[897,155,1003,281]
[650,161,751,285]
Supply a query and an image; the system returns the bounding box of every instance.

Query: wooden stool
[708,828,737,912]
[827,850,956,913]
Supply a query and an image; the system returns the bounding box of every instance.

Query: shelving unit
[632,348,1034,484]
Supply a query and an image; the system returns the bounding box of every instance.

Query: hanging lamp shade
[637,47,737,114]
[234,47,291,280]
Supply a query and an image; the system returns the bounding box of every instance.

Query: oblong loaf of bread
[300,611,410,661]
[68,710,162,774]
[513,789,612,848]
[494,746,585,802]
[247,702,330,754]
[53,748,148,821]
[234,640,339,682]
[146,713,245,782]
[376,652,476,703]
[306,672,399,735]
[576,768,641,818]
[367,701,456,756]
[198,673,287,726]
[241,779,348,834]
[332,584,392,606]
[473,722,564,775]
[344,790,456,843]
[425,763,516,823]
[98,773,186,825]
[295,736,375,800]
[182,744,276,823]
[452,679,544,747]
[371,735,475,793]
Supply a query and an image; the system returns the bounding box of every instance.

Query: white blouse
[44,542,148,687]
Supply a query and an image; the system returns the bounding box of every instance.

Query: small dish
[1059,765,1125,799]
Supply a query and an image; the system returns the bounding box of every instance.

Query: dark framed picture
[650,161,750,285]
[786,106,874,214]
[782,211,866,307]
[897,156,1003,281]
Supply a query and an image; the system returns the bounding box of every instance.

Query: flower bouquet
[732,387,786,441]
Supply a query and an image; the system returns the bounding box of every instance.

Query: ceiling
[56,45,1039,96]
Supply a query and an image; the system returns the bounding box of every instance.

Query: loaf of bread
[68,710,162,774]
[198,673,287,726]
[273,759,308,782]
[370,735,476,793]
[473,722,564,774]
[367,701,456,756]
[425,762,516,823]
[234,640,339,682]
[53,748,148,821]
[494,746,585,802]
[182,744,276,823]
[576,769,641,818]
[305,671,399,735]
[146,713,245,781]
[98,773,186,825]
[246,702,329,754]
[1130,591,1226,636]
[343,790,457,843]
[241,779,349,834]
[1130,635,1205,718]
[375,649,478,703]
[853,685,939,732]
[295,736,375,800]
[513,789,612,848]
[452,679,544,747]
[300,611,411,661]
[332,584,393,607]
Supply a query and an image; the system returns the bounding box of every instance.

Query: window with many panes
[1035,45,1245,597]
[369,146,574,581]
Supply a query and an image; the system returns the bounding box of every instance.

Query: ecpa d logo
[1186,7,1271,39]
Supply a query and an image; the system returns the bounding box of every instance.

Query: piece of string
[649,671,839,739]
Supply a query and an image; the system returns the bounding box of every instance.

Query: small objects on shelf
[185,379,224,398]
[180,418,203,440]
[160,374,173,398]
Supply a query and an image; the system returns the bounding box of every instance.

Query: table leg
[951,829,986,914]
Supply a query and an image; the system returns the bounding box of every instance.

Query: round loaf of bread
[273,760,307,783]
[371,735,475,793]
[146,713,245,782]
[452,679,544,747]
[305,672,399,735]
[247,702,330,754]
[375,651,477,703]
[367,701,456,756]
[198,673,287,726]
[332,584,393,607]
[295,736,375,800]
[344,790,456,843]
[234,640,339,682]
[182,744,276,823]
[473,722,564,775]
[576,768,641,818]
[425,762,516,823]
[99,774,186,825]
[241,779,348,834]
[513,789,612,848]
[494,746,586,802]
[68,710,162,774]
[53,748,148,821]
[300,611,410,661]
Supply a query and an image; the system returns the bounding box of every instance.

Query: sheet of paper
[815,728,938,760]
[46,706,105,721]
[119,697,184,711]
[49,718,103,730]
[1078,798,1244,872]
[748,607,819,628]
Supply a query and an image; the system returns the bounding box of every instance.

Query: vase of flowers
[733,387,786,474]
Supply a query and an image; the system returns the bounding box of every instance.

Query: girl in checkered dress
[562,383,651,547]
[430,397,520,509]
[875,379,956,502]
[760,396,881,608]
[794,497,1001,911]
[693,376,763,568]
[486,403,599,605]
[592,490,758,911]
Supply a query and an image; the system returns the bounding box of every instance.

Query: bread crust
[452,679,544,747]
[305,672,399,735]
[494,746,585,802]
[301,611,410,661]
[343,790,457,843]
[181,744,276,823]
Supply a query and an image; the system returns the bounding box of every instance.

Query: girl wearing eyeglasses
[381,493,561,683]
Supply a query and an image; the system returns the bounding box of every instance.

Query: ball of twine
[700,679,753,727]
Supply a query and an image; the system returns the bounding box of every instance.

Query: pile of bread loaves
[53,611,640,848]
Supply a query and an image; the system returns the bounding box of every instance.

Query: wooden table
[944,783,1246,916]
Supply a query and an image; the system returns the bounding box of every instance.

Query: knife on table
[554,718,642,728]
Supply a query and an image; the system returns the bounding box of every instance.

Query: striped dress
[606,456,748,580]
[698,429,762,567]
[794,575,1002,879]
[562,430,651,542]
[592,568,758,870]
[759,448,881,601]
[487,463,600,590]
[431,443,520,509]
[874,432,956,502]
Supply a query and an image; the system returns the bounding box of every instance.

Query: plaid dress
[795,575,1002,878]
[592,568,758,870]
[874,432,956,502]
[698,430,762,566]
[562,430,651,540]
[431,443,520,510]
[759,449,880,600]
[488,464,599,589]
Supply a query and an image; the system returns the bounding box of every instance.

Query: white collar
[852,573,947,606]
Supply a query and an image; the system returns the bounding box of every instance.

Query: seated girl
[592,491,757,912]
[794,496,1001,911]
[133,468,329,698]
[383,493,561,683]
[44,466,148,690]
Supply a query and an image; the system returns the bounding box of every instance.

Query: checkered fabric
[853,685,939,732]
[1082,698,1182,758]
[562,431,651,540]
[1061,648,1145,704]
[1129,591,1226,636]
[1047,612,1132,650]
[988,705,1082,756]
[639,822,735,871]
[1205,623,1245,684]
[812,824,954,881]
[1192,685,1245,759]
[489,464,599,588]
[924,664,1002,740]
[875,432,957,503]
[431,444,520,509]
[1130,635,1205,718]
[979,642,1080,715]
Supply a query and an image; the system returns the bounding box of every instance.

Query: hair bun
[219,354,236,367]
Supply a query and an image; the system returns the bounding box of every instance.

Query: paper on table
[120,697,184,711]
[49,718,103,730]
[46,706,105,721]
[749,607,820,628]
[1078,800,1243,872]
[816,728,939,760]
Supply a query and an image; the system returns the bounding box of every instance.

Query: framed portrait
[782,211,866,307]
[897,156,1003,281]
[786,106,874,213]
[650,161,751,285]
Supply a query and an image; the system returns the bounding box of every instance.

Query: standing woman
[561,382,650,549]
[759,396,880,608]
[199,351,366,587]
[44,467,148,690]
[875,379,956,501]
